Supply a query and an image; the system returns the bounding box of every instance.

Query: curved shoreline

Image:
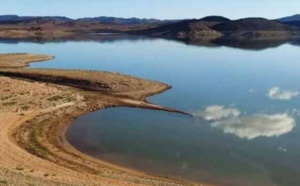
[11,79,198,186]
[55,94,195,184]
[0,54,212,185]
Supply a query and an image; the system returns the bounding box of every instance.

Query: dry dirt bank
[0,54,210,185]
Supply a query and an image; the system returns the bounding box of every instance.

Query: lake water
[1,37,300,186]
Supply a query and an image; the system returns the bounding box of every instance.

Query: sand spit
[0,68,192,116]
[0,53,54,68]
[0,54,210,185]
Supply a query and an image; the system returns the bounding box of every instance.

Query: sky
[1,0,299,20]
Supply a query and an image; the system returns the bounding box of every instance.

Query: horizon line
[0,14,298,21]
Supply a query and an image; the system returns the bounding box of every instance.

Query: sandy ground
[0,77,87,185]
[0,111,153,186]
[0,53,54,68]
[0,68,170,100]
[0,76,195,186]
[0,54,209,185]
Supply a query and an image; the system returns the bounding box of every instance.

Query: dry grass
[0,54,201,186]
[0,76,200,186]
[0,68,170,100]
[0,77,81,113]
[0,53,53,68]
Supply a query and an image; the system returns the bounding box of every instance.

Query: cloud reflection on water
[212,113,295,140]
[267,87,299,101]
[193,105,240,121]
[194,106,296,140]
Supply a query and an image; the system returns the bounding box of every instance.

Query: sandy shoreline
[0,54,210,185]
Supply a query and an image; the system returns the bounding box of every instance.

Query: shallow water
[1,37,300,186]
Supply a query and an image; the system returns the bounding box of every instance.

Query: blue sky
[1,0,299,19]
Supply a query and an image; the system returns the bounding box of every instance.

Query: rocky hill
[282,21,300,28]
[0,15,170,25]
[0,15,72,24]
[132,16,230,39]
[0,15,299,40]
[278,14,300,22]
[135,17,300,39]
[76,16,173,25]
[212,18,296,32]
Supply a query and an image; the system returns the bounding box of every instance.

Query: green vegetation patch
[29,125,48,157]
[2,101,17,106]
[21,105,30,111]
[0,96,11,100]
[0,179,7,185]
[47,95,64,102]
[16,166,24,171]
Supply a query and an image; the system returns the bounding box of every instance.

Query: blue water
[1,37,300,186]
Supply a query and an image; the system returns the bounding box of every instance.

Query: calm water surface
[1,37,300,186]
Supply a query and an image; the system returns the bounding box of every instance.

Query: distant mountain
[282,21,300,28]
[0,15,31,21]
[0,15,15,21]
[212,18,297,32]
[277,15,300,28]
[76,16,173,25]
[135,17,299,39]
[0,15,72,22]
[199,16,230,22]
[0,15,72,23]
[133,19,223,39]
[278,14,300,22]
[0,14,299,40]
[0,15,174,26]
[36,16,73,22]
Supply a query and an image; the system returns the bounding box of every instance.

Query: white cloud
[212,114,296,140]
[267,87,299,101]
[193,105,240,121]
